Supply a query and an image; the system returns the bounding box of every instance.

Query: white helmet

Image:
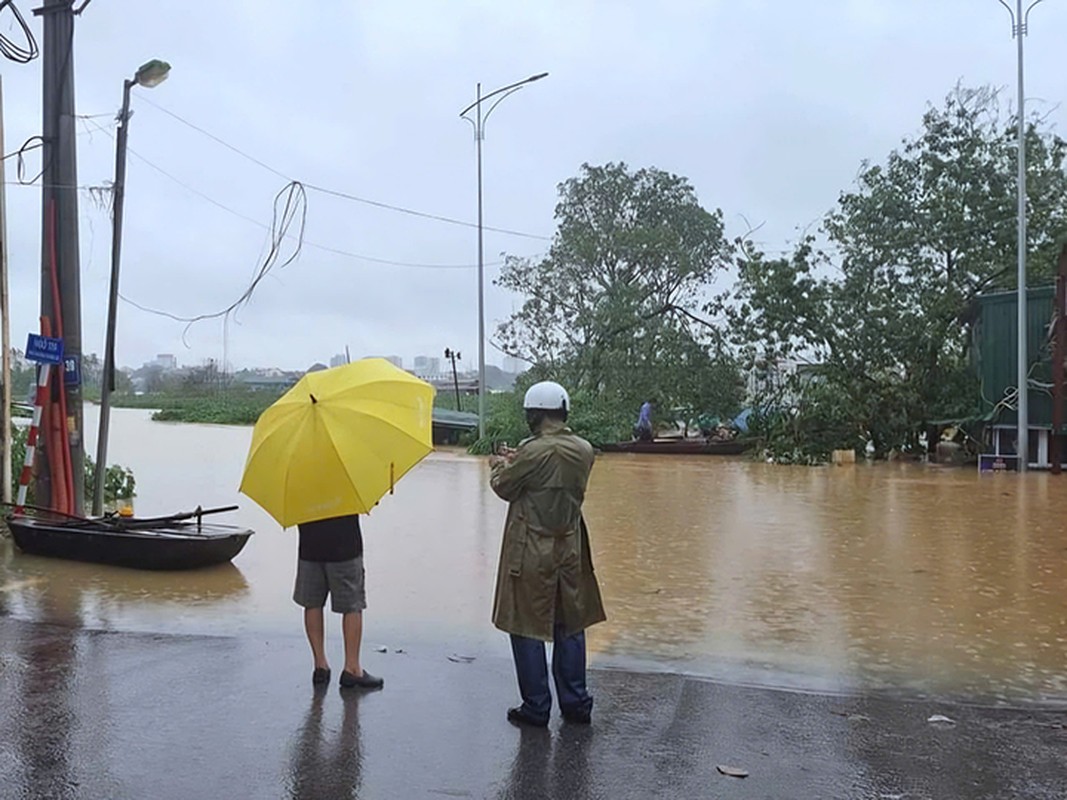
[523,381,570,412]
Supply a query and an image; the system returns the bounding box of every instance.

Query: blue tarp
[732,408,753,433]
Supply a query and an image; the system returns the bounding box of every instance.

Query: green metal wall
[975,285,1056,428]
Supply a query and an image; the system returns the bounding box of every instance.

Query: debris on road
[716,765,749,778]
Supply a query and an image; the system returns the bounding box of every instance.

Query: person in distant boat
[293,514,384,691]
[633,398,655,441]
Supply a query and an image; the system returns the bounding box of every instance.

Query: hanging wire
[119,181,308,344]
[0,0,37,63]
[78,115,503,270]
[137,95,551,242]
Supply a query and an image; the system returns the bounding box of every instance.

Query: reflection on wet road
[1,407,1064,703]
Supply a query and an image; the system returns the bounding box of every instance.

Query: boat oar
[109,505,239,526]
[2,501,90,522]
[2,502,239,528]
[1,502,130,532]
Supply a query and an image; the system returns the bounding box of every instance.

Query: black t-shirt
[297,514,363,562]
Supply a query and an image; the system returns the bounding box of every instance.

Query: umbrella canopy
[239,358,435,527]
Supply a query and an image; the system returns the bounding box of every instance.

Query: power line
[121,181,308,342]
[126,146,497,270]
[136,95,551,242]
[80,117,503,270]
[0,0,37,64]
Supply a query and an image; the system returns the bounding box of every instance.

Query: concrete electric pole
[34,0,85,511]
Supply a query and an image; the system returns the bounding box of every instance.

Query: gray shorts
[293,557,367,614]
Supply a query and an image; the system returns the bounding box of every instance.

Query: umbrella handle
[390,462,394,495]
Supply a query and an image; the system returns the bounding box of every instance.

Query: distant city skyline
[119,349,520,375]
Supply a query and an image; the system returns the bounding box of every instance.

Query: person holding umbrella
[294,513,382,689]
[489,381,606,727]
[240,359,436,690]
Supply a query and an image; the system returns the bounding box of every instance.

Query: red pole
[14,362,51,513]
[1052,244,1067,474]
[47,200,75,509]
[40,316,69,514]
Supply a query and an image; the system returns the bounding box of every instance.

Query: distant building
[329,354,348,368]
[746,358,824,403]
[366,355,403,369]
[975,285,1064,470]
[154,354,178,371]
[240,374,298,392]
[413,355,441,378]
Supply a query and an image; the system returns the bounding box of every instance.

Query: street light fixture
[134,59,171,89]
[460,72,548,440]
[92,59,171,516]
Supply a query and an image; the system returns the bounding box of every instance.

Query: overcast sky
[1,0,1064,372]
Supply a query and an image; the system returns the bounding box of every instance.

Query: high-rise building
[369,355,403,369]
[413,355,441,377]
[154,354,178,371]
[329,354,348,368]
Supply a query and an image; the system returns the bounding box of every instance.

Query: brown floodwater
[1,407,1065,704]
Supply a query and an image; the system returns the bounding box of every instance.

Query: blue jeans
[509,623,593,721]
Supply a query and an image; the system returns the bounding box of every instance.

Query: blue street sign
[64,355,81,386]
[25,333,64,365]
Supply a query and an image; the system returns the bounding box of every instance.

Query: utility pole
[444,348,462,411]
[459,72,548,440]
[1051,244,1067,474]
[0,76,11,503]
[35,0,85,511]
[92,76,133,516]
[1000,0,1044,471]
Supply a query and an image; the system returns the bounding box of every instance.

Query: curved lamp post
[92,59,171,516]
[998,0,1043,470]
[459,72,547,440]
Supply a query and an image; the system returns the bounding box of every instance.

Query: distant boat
[5,505,252,571]
[598,438,751,456]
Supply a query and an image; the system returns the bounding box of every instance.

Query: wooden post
[1051,244,1067,474]
[0,76,11,503]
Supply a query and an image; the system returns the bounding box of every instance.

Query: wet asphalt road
[0,617,1064,800]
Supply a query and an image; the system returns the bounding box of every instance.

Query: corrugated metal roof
[976,284,1057,427]
[432,408,479,429]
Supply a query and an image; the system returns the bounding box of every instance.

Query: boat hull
[598,439,751,455]
[6,517,253,571]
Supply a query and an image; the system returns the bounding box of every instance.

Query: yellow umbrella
[239,358,435,527]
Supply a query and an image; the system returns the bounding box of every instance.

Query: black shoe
[507,706,549,728]
[340,670,384,690]
[561,708,591,725]
[312,667,331,686]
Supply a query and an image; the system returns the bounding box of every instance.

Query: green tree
[496,162,741,422]
[10,424,135,508]
[727,85,1067,460]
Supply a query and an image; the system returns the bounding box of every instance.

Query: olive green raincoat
[490,418,607,641]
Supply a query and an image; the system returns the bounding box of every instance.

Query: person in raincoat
[489,380,607,727]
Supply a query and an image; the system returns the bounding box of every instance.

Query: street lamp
[460,72,548,440]
[444,348,462,411]
[92,59,171,516]
[999,0,1042,471]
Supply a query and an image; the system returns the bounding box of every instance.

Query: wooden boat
[598,438,751,455]
[5,505,253,571]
